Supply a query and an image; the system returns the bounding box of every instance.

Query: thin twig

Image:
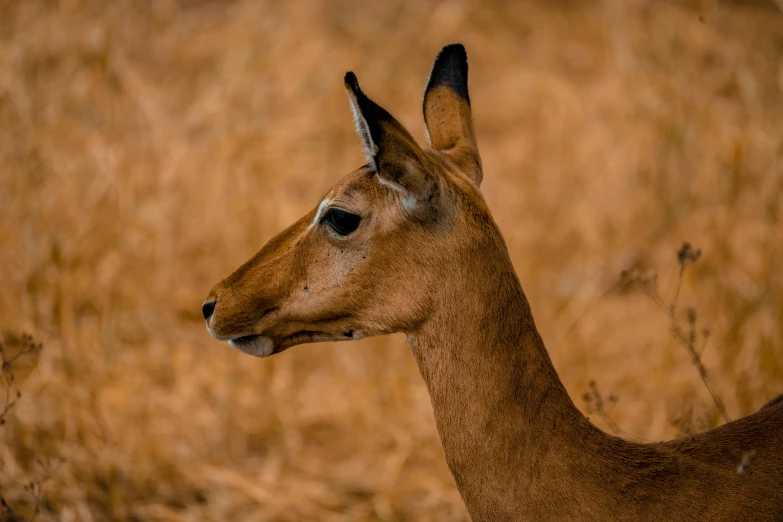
[671,324,731,423]
[670,263,686,317]
[622,243,731,424]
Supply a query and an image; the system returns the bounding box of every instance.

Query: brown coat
[204,44,783,521]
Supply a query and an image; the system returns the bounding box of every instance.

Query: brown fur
[205,44,783,521]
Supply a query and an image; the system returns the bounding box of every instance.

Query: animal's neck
[409,243,606,519]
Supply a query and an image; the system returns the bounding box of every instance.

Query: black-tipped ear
[344,72,440,221]
[423,44,482,186]
[426,44,470,105]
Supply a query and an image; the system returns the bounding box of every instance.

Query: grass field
[1,0,782,519]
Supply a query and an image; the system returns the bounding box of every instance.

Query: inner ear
[345,74,378,162]
[423,44,482,186]
[344,72,441,221]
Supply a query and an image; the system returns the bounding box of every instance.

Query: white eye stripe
[309,199,330,230]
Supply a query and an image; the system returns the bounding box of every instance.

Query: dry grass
[1,0,782,519]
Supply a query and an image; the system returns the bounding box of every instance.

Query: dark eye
[322,208,361,236]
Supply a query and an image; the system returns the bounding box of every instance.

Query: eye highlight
[322,208,361,236]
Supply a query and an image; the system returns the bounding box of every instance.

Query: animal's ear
[423,44,482,186]
[344,72,440,220]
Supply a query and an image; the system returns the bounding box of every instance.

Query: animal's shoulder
[760,393,783,411]
[659,396,783,480]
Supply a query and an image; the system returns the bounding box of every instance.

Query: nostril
[202,299,217,321]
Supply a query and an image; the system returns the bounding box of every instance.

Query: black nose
[202,299,217,321]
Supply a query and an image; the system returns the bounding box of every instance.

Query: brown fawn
[204,44,783,521]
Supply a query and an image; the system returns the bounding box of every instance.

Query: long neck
[408,243,612,520]
[408,232,783,522]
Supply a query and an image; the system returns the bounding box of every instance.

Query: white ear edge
[346,90,378,164]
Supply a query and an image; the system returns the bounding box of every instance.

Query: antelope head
[203,44,491,357]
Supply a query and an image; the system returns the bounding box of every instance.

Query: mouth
[226,329,360,358]
[228,334,275,357]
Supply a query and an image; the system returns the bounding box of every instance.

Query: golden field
[1,0,782,519]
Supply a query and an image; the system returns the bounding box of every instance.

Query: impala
[203,44,783,521]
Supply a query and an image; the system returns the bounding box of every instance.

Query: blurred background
[1,0,782,519]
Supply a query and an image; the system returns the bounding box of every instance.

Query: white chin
[228,336,275,357]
